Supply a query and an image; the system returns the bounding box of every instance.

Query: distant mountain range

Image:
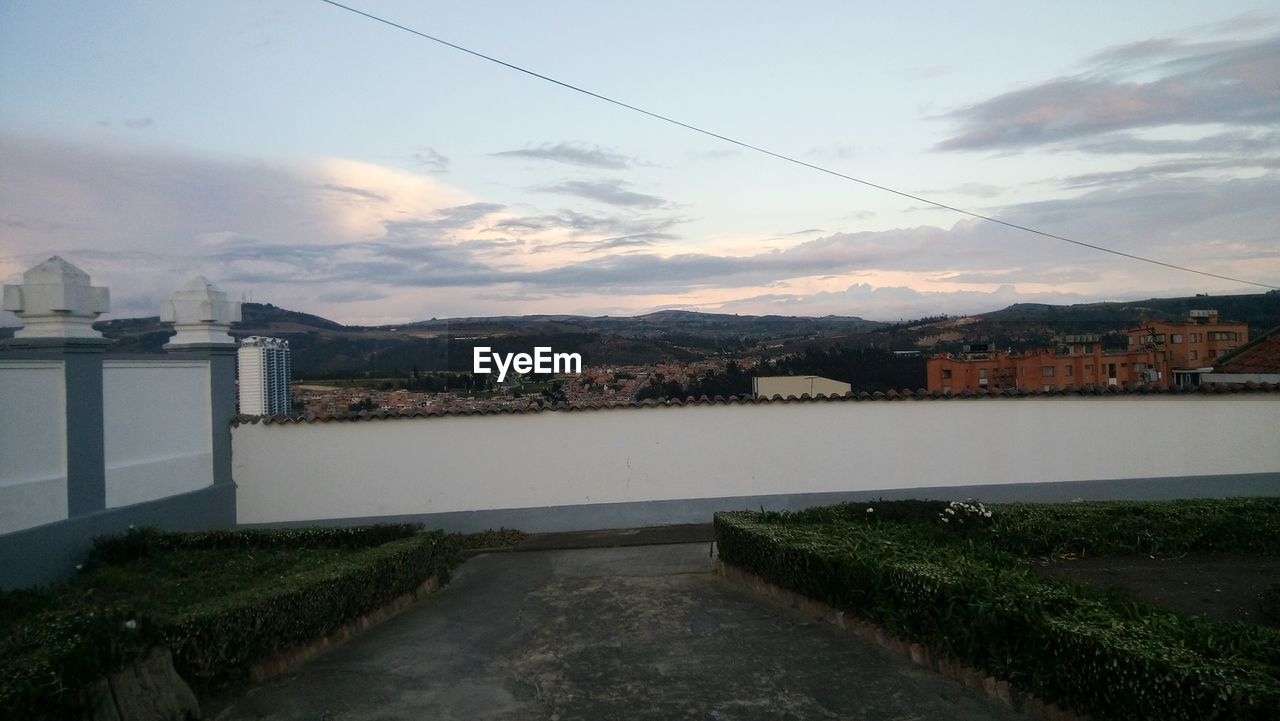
[3,292,1277,376]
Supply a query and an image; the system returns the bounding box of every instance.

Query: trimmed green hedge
[984,498,1280,557]
[164,532,458,685]
[1,525,461,720]
[715,498,1280,721]
[84,523,425,568]
[763,497,1280,557]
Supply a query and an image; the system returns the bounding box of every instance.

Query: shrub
[1264,585,1280,625]
[84,523,424,569]
[984,498,1280,557]
[1,525,461,720]
[165,532,459,686]
[715,501,1280,721]
[0,602,158,718]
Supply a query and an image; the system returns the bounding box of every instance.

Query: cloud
[381,202,506,233]
[492,209,684,239]
[492,142,634,169]
[1184,10,1278,37]
[535,179,668,209]
[122,117,154,129]
[930,268,1101,284]
[316,287,390,303]
[937,33,1280,151]
[276,227,947,293]
[1060,157,1280,188]
[705,283,1096,320]
[534,233,673,254]
[1070,129,1280,155]
[318,183,390,202]
[2,133,1274,323]
[412,147,449,172]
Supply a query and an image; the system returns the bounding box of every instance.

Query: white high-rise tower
[237,336,292,415]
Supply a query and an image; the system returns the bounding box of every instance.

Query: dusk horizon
[3,2,1277,325]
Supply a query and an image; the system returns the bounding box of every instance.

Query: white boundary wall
[232,395,1280,525]
[103,360,213,508]
[0,361,68,533]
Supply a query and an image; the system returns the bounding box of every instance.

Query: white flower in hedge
[124,619,138,630]
[941,517,949,523]
[945,507,956,515]
[866,507,874,514]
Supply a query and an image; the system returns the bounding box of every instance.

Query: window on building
[1166,351,1174,361]
[941,369,952,379]
[1172,334,1183,343]
[1085,364,1093,371]
[1043,384,1054,391]
[1065,366,1073,376]
[1134,363,1145,372]
[1189,350,1198,360]
[1190,333,1200,342]
[1042,366,1054,377]
[978,369,987,379]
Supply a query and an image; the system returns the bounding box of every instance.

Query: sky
[1,1,1277,325]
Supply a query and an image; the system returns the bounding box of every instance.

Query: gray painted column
[60,340,109,514]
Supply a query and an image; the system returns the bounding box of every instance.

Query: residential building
[926,310,1251,393]
[1125,310,1248,388]
[1201,325,1280,385]
[238,336,292,415]
[926,338,1158,393]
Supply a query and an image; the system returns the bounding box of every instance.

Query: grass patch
[715,498,1280,721]
[1,524,464,720]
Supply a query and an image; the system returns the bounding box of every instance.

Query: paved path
[217,544,1024,720]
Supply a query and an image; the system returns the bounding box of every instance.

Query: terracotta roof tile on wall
[231,382,1278,426]
[1216,326,1280,374]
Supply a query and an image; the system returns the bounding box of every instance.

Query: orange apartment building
[927,338,1157,393]
[926,310,1249,393]
[1125,309,1248,388]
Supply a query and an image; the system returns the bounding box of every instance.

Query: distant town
[8,289,1276,417]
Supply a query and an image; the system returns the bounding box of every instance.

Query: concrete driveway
[217,543,1024,720]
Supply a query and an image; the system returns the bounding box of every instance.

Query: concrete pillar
[2,257,111,515]
[161,277,241,488]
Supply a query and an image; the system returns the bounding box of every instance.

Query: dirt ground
[1031,553,1280,626]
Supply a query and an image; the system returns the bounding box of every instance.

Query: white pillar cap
[2,256,110,339]
[160,276,242,347]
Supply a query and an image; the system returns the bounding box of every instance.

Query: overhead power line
[317,0,1278,291]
